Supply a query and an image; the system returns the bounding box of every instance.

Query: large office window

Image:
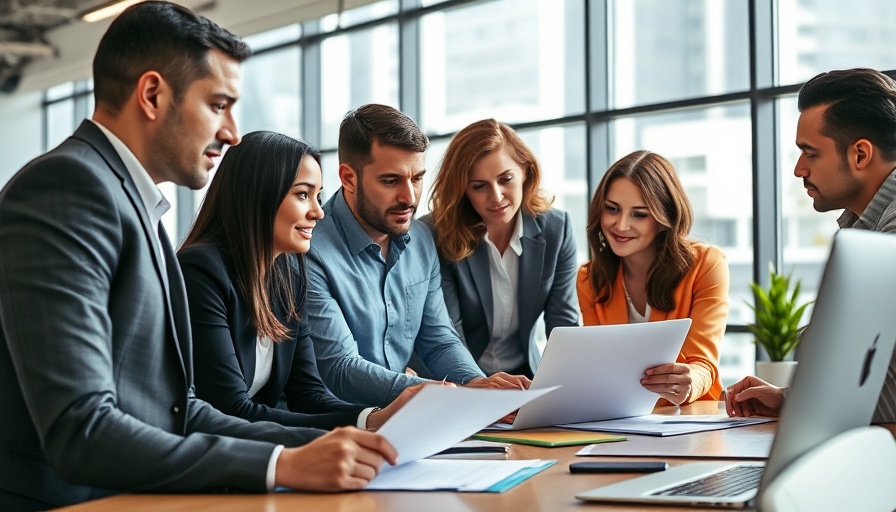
[40,0,896,387]
[236,45,302,139]
[320,24,400,149]
[610,0,750,108]
[44,80,92,150]
[776,0,896,85]
[419,0,585,134]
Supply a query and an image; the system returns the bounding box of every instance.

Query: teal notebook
[484,459,556,492]
[359,459,558,492]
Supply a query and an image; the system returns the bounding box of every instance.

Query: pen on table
[441,376,448,386]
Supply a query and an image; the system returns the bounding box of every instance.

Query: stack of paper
[359,386,561,492]
[367,459,555,492]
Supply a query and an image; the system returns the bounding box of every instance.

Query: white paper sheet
[367,459,548,491]
[376,385,558,464]
[560,414,773,437]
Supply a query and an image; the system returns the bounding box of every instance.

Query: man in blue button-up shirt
[306,104,531,406]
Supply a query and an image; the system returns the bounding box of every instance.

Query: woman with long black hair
[179,131,417,430]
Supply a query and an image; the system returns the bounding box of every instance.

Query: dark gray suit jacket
[0,121,322,509]
[422,209,580,376]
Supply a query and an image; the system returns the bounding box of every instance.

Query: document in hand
[376,385,558,465]
[508,319,691,429]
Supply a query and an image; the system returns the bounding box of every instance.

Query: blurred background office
[1,0,894,388]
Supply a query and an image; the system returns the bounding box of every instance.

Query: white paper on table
[367,459,546,491]
[376,385,558,464]
[560,414,773,437]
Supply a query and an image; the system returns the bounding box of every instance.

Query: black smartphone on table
[569,461,668,474]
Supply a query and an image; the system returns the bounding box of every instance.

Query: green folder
[472,431,627,448]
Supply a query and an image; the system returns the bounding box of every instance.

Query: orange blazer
[577,242,729,403]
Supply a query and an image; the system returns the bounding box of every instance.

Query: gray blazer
[0,121,322,509]
[422,209,580,375]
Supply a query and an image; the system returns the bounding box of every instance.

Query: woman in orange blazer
[577,150,729,405]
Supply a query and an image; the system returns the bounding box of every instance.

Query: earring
[598,231,607,251]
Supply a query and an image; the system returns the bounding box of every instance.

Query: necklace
[622,280,634,304]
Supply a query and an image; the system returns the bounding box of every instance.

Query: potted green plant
[746,264,813,386]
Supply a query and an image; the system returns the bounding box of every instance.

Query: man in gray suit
[0,3,395,510]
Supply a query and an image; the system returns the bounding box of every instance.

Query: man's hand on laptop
[466,372,531,390]
[464,373,531,424]
[640,363,692,406]
[725,376,784,417]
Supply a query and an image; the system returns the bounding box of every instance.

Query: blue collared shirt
[306,190,485,405]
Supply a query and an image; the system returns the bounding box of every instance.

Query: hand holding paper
[376,385,558,464]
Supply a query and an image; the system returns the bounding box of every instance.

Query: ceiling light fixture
[0,41,56,58]
[80,0,147,23]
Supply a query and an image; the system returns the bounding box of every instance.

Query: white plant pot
[756,361,798,387]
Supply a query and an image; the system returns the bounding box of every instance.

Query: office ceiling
[0,0,374,93]
[0,0,99,58]
[0,0,220,92]
[0,0,110,91]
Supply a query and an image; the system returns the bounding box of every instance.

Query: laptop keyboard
[651,465,763,498]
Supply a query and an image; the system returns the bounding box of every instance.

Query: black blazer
[422,209,580,376]
[178,244,368,429]
[0,121,321,510]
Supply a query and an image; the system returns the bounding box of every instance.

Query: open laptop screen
[576,228,896,507]
[759,228,896,488]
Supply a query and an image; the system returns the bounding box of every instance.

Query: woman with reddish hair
[424,119,579,378]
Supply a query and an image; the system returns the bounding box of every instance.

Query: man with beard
[306,104,531,406]
[726,68,896,423]
[0,4,396,510]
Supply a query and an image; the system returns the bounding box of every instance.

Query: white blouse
[624,285,651,324]
[477,211,526,374]
[246,335,274,398]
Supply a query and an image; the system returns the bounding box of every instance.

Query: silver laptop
[576,228,896,508]
[508,318,692,430]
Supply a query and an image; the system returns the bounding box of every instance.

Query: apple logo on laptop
[859,334,879,387]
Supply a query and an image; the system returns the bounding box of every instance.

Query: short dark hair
[93,1,251,113]
[182,131,322,342]
[338,104,429,173]
[798,68,896,161]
